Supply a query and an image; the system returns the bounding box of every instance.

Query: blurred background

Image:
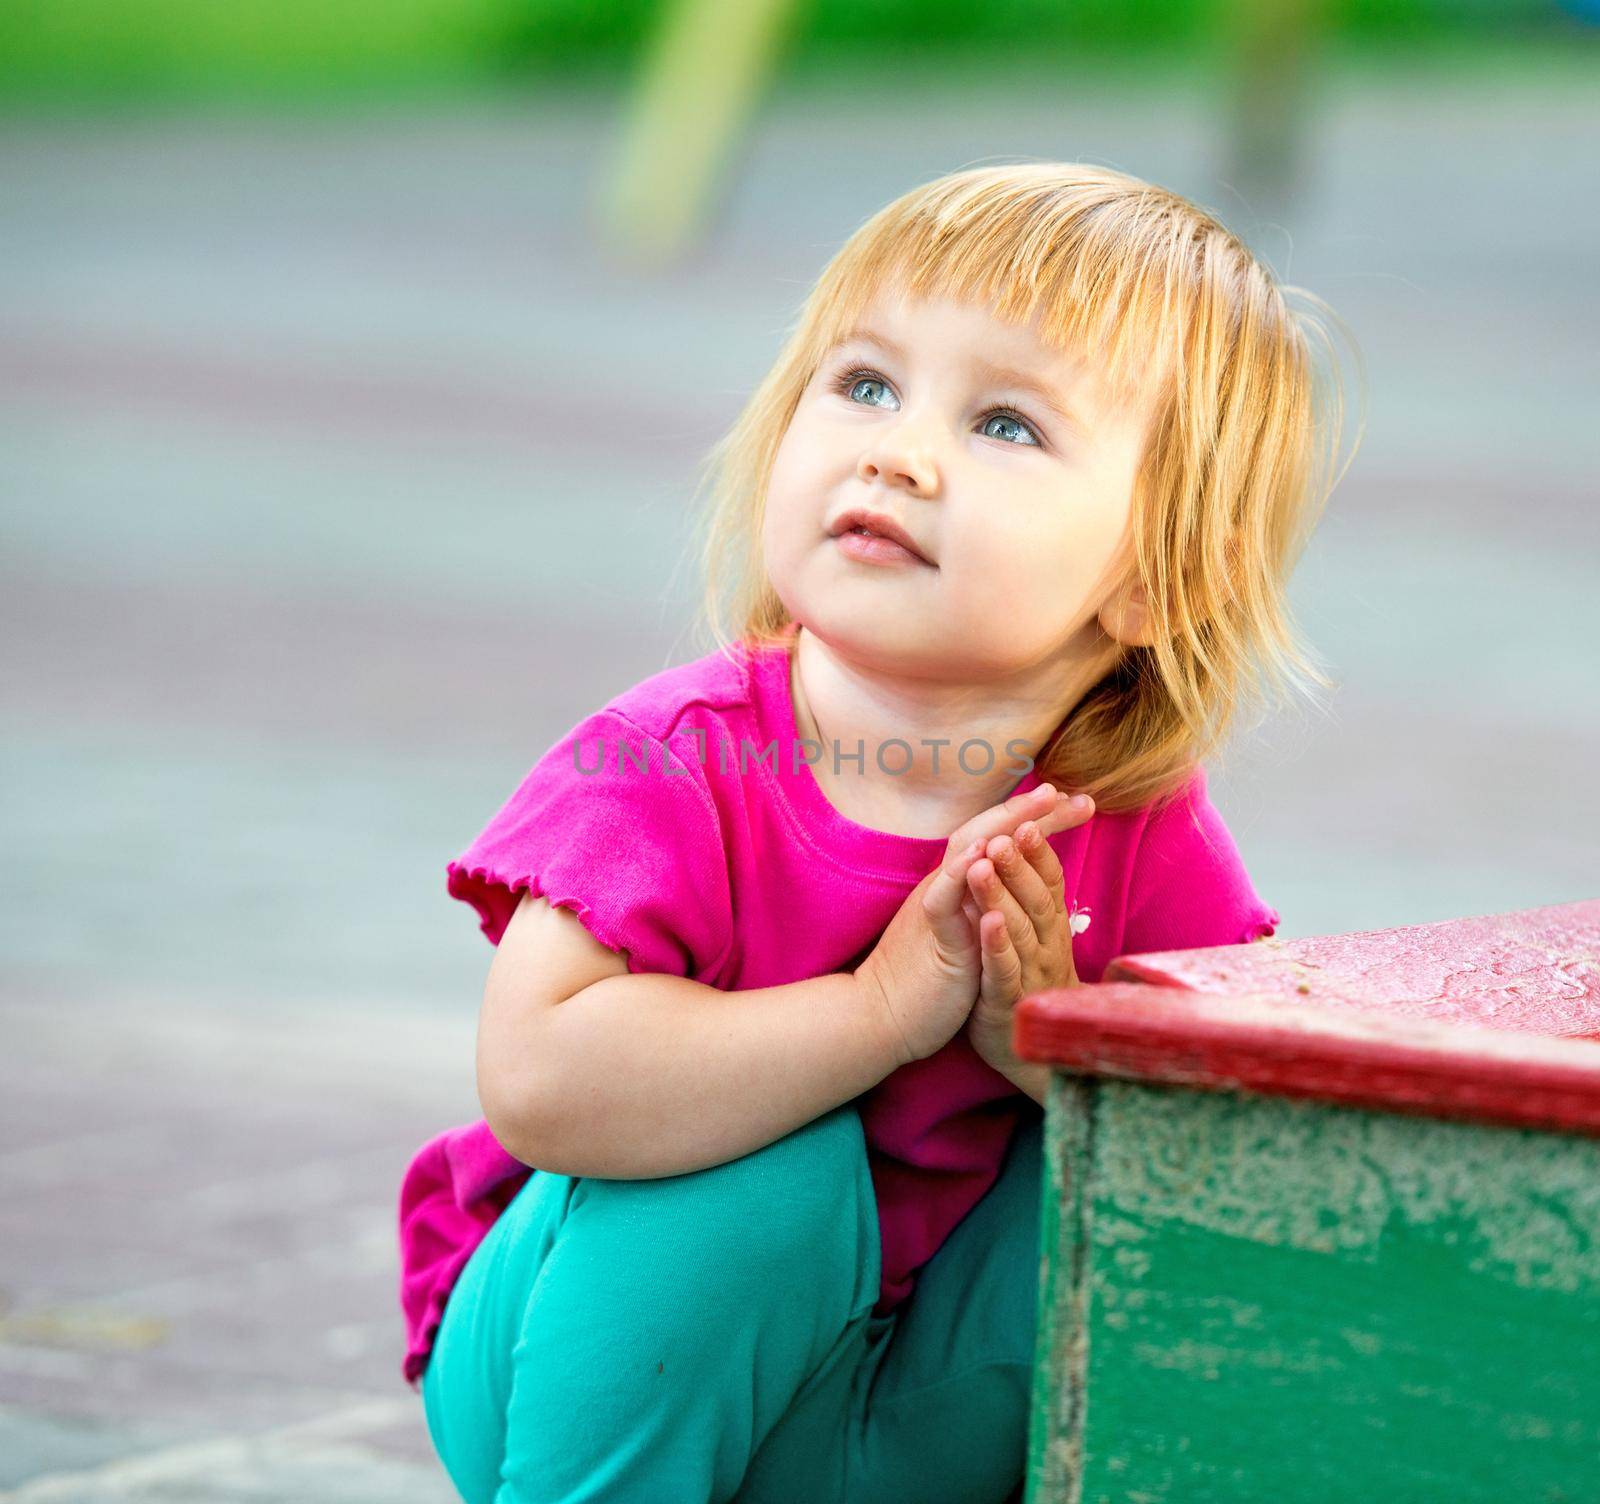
[2,0,1597,1497]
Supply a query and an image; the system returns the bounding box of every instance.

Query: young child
[397,162,1354,1504]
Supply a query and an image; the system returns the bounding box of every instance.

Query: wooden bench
[1013,896,1600,1502]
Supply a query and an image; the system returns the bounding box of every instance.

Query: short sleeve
[445,709,733,981]
[1116,764,1280,959]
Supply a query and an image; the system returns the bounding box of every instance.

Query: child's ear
[1097,576,1157,649]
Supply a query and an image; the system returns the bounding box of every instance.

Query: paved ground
[2,49,1597,1500]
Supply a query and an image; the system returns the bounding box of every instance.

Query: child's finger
[979,910,1024,1010]
[930,788,1091,920]
[985,833,1056,944]
[947,783,1060,861]
[1014,820,1068,913]
[924,836,989,922]
[967,856,1037,960]
[1027,791,1095,842]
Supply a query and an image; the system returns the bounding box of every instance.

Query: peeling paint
[1095,1082,1600,1294]
[1028,1077,1600,1502]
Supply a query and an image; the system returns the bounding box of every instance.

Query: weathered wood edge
[1104,896,1600,1037]
[1014,983,1600,1137]
[1025,1074,1095,1504]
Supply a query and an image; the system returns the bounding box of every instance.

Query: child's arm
[477,891,904,1180]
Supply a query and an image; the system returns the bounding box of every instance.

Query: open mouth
[830,512,935,568]
[834,528,931,567]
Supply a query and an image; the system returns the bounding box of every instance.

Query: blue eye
[828,365,1043,447]
[844,382,896,412]
[980,413,1036,446]
[838,368,902,408]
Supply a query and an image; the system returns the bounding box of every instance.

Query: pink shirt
[396,625,1279,1385]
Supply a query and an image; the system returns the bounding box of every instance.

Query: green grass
[0,0,1590,106]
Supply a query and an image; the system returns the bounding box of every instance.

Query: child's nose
[856,439,937,496]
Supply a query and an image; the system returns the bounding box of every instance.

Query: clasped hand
[853,782,1095,1078]
[961,808,1087,1079]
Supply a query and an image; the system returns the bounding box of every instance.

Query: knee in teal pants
[421,1102,1044,1504]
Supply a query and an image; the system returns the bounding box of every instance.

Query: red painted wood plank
[1014,898,1600,1131]
[1013,981,1600,1136]
[1106,897,1600,1036]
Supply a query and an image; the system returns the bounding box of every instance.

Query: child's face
[763,283,1156,680]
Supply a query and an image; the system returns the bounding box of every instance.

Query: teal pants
[420,1099,1045,1504]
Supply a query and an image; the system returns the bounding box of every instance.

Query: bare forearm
[502,970,905,1179]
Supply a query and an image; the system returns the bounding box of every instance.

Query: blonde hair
[683,162,1364,815]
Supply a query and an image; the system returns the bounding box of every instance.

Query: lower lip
[833,530,929,567]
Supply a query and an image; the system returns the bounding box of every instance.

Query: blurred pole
[595,0,805,270]
[1220,0,1329,219]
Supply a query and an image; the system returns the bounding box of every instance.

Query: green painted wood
[1026,1076,1600,1502]
[1027,1075,1093,1500]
